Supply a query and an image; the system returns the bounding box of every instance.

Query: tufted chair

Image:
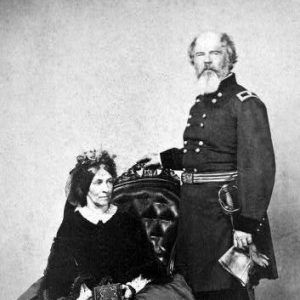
[112,160,180,275]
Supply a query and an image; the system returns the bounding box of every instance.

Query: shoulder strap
[236,90,259,102]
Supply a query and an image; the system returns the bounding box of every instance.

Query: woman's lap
[136,273,195,300]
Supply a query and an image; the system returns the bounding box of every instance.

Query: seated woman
[40,150,168,300]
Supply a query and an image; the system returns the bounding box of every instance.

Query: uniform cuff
[160,148,182,170]
[233,215,260,234]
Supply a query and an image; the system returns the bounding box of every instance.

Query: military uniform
[160,73,278,296]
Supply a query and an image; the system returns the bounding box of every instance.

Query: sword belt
[181,170,238,184]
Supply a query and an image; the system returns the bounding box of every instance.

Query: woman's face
[86,165,113,208]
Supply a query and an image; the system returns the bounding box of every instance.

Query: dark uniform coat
[160,73,278,293]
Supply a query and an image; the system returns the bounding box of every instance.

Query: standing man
[149,32,278,299]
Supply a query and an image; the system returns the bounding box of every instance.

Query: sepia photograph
[0,1,299,299]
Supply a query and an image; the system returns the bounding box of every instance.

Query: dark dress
[43,209,165,299]
[160,73,277,296]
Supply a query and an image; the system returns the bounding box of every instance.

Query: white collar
[75,205,118,224]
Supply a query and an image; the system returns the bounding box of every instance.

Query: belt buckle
[183,172,193,184]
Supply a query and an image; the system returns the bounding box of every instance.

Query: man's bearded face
[193,32,230,95]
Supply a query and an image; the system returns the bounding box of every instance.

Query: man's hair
[188,32,238,71]
[66,150,117,207]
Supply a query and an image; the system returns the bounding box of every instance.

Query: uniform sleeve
[234,97,275,234]
[160,148,183,170]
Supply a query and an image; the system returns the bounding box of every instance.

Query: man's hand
[142,153,161,168]
[233,230,253,249]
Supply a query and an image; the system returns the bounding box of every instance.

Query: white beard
[198,70,221,95]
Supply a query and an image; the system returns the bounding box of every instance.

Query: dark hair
[188,32,238,71]
[66,150,117,207]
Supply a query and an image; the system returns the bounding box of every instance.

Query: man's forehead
[194,32,224,51]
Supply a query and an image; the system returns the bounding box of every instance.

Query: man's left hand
[233,230,252,249]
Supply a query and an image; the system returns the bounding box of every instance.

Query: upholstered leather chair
[112,161,181,274]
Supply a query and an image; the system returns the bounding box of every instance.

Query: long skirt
[18,274,195,300]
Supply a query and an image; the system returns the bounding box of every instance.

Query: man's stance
[157,32,278,299]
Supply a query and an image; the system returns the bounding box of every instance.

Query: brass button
[202,113,207,119]
[195,98,200,103]
[199,141,204,146]
[182,168,186,171]
[212,98,217,104]
[217,92,223,97]
[193,168,198,172]
[184,141,188,145]
[183,149,188,153]
[200,123,204,128]
[188,114,192,119]
[195,148,201,153]
[186,123,191,127]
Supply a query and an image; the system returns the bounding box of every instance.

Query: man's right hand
[141,153,161,168]
[233,230,253,249]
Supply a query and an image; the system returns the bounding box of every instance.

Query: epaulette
[236,90,259,102]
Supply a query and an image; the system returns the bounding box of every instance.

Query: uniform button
[199,141,204,146]
[202,113,207,119]
[195,148,201,153]
[188,114,192,119]
[184,141,188,145]
[212,98,217,104]
[193,168,198,172]
[195,98,200,103]
[262,217,266,221]
[259,223,263,227]
[182,168,186,171]
[186,123,191,127]
[217,92,223,97]
[256,228,260,232]
[183,149,188,153]
[200,123,204,128]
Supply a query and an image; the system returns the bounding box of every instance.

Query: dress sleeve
[125,215,168,283]
[43,215,78,299]
[160,148,183,170]
[234,97,275,234]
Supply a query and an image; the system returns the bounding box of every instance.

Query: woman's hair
[66,150,117,207]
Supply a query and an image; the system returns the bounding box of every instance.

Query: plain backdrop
[0,1,299,299]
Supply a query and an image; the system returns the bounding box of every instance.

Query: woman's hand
[121,284,136,299]
[76,284,92,300]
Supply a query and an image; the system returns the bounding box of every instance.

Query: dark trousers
[194,287,252,300]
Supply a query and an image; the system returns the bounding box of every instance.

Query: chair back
[112,162,180,273]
